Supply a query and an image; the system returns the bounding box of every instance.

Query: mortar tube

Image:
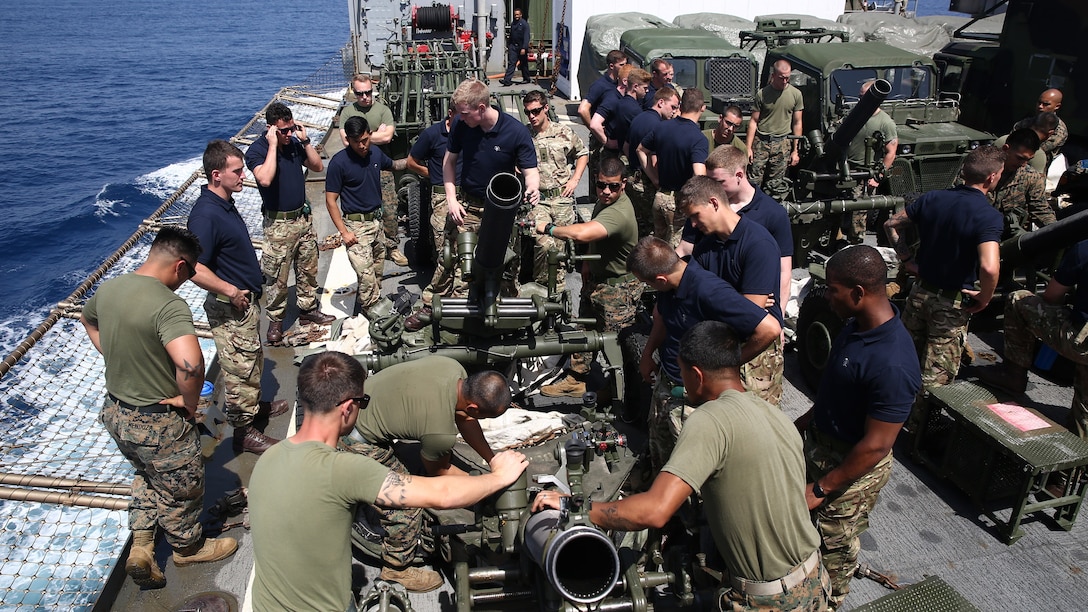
[523,509,621,604]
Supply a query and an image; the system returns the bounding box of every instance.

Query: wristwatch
[299,137,312,145]
[812,481,828,499]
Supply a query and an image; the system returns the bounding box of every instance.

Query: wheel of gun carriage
[796,282,843,393]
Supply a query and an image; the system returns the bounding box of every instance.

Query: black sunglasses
[179,259,197,278]
[342,394,370,409]
[524,106,546,116]
[353,89,374,97]
[278,125,299,135]
[596,181,624,191]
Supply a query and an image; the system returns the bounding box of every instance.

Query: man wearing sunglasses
[246,102,335,345]
[538,156,640,398]
[524,90,587,291]
[704,106,747,155]
[339,356,513,591]
[82,226,238,588]
[249,352,528,609]
[340,74,409,267]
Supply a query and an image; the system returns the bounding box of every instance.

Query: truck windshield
[672,59,697,89]
[830,66,933,103]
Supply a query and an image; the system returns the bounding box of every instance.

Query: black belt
[345,211,380,222]
[264,207,305,220]
[756,133,788,142]
[916,279,968,305]
[108,394,173,414]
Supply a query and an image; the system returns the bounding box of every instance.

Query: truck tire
[404,179,433,267]
[796,285,843,393]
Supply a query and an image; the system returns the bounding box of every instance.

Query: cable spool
[413,4,454,32]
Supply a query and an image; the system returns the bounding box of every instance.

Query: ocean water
[0,0,959,357]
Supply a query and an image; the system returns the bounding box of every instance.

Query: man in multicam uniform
[339,74,409,267]
[681,174,785,406]
[538,156,641,398]
[326,116,409,314]
[626,87,680,238]
[1012,88,1068,170]
[188,140,287,455]
[408,109,460,308]
[794,246,921,609]
[746,59,804,201]
[81,226,237,589]
[885,145,1003,404]
[245,102,336,345]
[340,356,512,591]
[628,236,780,472]
[989,128,1053,235]
[524,90,587,290]
[980,239,1088,439]
[532,321,829,612]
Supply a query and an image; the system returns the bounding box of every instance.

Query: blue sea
[0,0,958,357]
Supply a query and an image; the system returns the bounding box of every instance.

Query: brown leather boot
[232,425,279,454]
[266,320,283,344]
[258,399,290,418]
[298,309,336,325]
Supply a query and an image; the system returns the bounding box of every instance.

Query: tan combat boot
[172,537,239,567]
[125,529,166,589]
[540,374,587,398]
[380,566,443,592]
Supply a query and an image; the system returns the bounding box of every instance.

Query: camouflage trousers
[626,171,657,238]
[425,205,520,303]
[742,337,785,407]
[805,428,893,610]
[1005,289,1088,438]
[901,283,972,388]
[749,137,792,201]
[261,215,320,323]
[653,190,687,249]
[381,172,399,250]
[720,551,830,611]
[532,195,576,289]
[204,295,262,427]
[101,398,204,549]
[344,217,386,309]
[428,188,449,260]
[647,370,689,472]
[571,278,644,376]
[340,436,423,568]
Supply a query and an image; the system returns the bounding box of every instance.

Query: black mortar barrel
[475,173,523,271]
[830,79,891,153]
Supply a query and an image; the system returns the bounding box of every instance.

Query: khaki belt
[658,189,675,197]
[540,187,563,199]
[461,193,487,214]
[756,132,788,142]
[916,279,968,305]
[264,207,305,221]
[109,394,174,415]
[730,549,820,596]
[345,211,380,222]
[604,273,636,286]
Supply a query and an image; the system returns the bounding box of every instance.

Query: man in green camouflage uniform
[795,246,921,609]
[340,73,409,266]
[524,90,588,290]
[339,356,511,591]
[1012,89,1068,170]
[990,128,1054,235]
[538,157,641,397]
[81,227,238,589]
[533,321,829,611]
[746,59,803,201]
[980,239,1088,438]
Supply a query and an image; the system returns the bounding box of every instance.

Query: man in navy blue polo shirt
[441,79,538,297]
[245,102,335,345]
[626,88,680,237]
[637,88,708,247]
[884,145,1003,395]
[590,66,650,159]
[628,236,780,472]
[643,59,676,111]
[188,140,283,455]
[326,116,408,314]
[578,50,627,188]
[408,110,461,308]
[681,175,785,406]
[794,246,921,609]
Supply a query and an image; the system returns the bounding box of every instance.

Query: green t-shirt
[341,101,396,154]
[754,85,804,137]
[994,134,1047,174]
[847,110,898,167]
[662,389,821,581]
[354,356,466,461]
[82,273,195,406]
[249,439,389,612]
[588,193,639,281]
[703,129,747,156]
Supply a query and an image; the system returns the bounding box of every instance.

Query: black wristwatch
[812,481,828,499]
[299,137,312,145]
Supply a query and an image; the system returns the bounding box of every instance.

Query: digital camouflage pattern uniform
[261,215,321,323]
[987,162,1054,233]
[338,436,423,568]
[101,400,204,549]
[531,121,586,288]
[204,297,263,427]
[343,216,386,309]
[1014,115,1068,169]
[901,284,971,389]
[804,428,892,609]
[749,84,804,201]
[1005,289,1088,438]
[719,561,830,612]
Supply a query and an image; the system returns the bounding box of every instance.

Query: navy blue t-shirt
[641,117,708,191]
[245,136,308,212]
[681,185,794,257]
[657,260,769,382]
[586,74,619,116]
[1055,239,1088,325]
[447,108,537,199]
[813,307,922,446]
[595,94,641,151]
[410,118,460,186]
[692,216,782,323]
[906,185,1003,290]
[325,146,392,214]
[187,186,263,296]
[627,110,662,172]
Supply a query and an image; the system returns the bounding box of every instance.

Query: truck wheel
[796,285,843,392]
[405,179,433,267]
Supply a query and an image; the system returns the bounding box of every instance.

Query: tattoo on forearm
[376,471,413,508]
[596,505,641,531]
